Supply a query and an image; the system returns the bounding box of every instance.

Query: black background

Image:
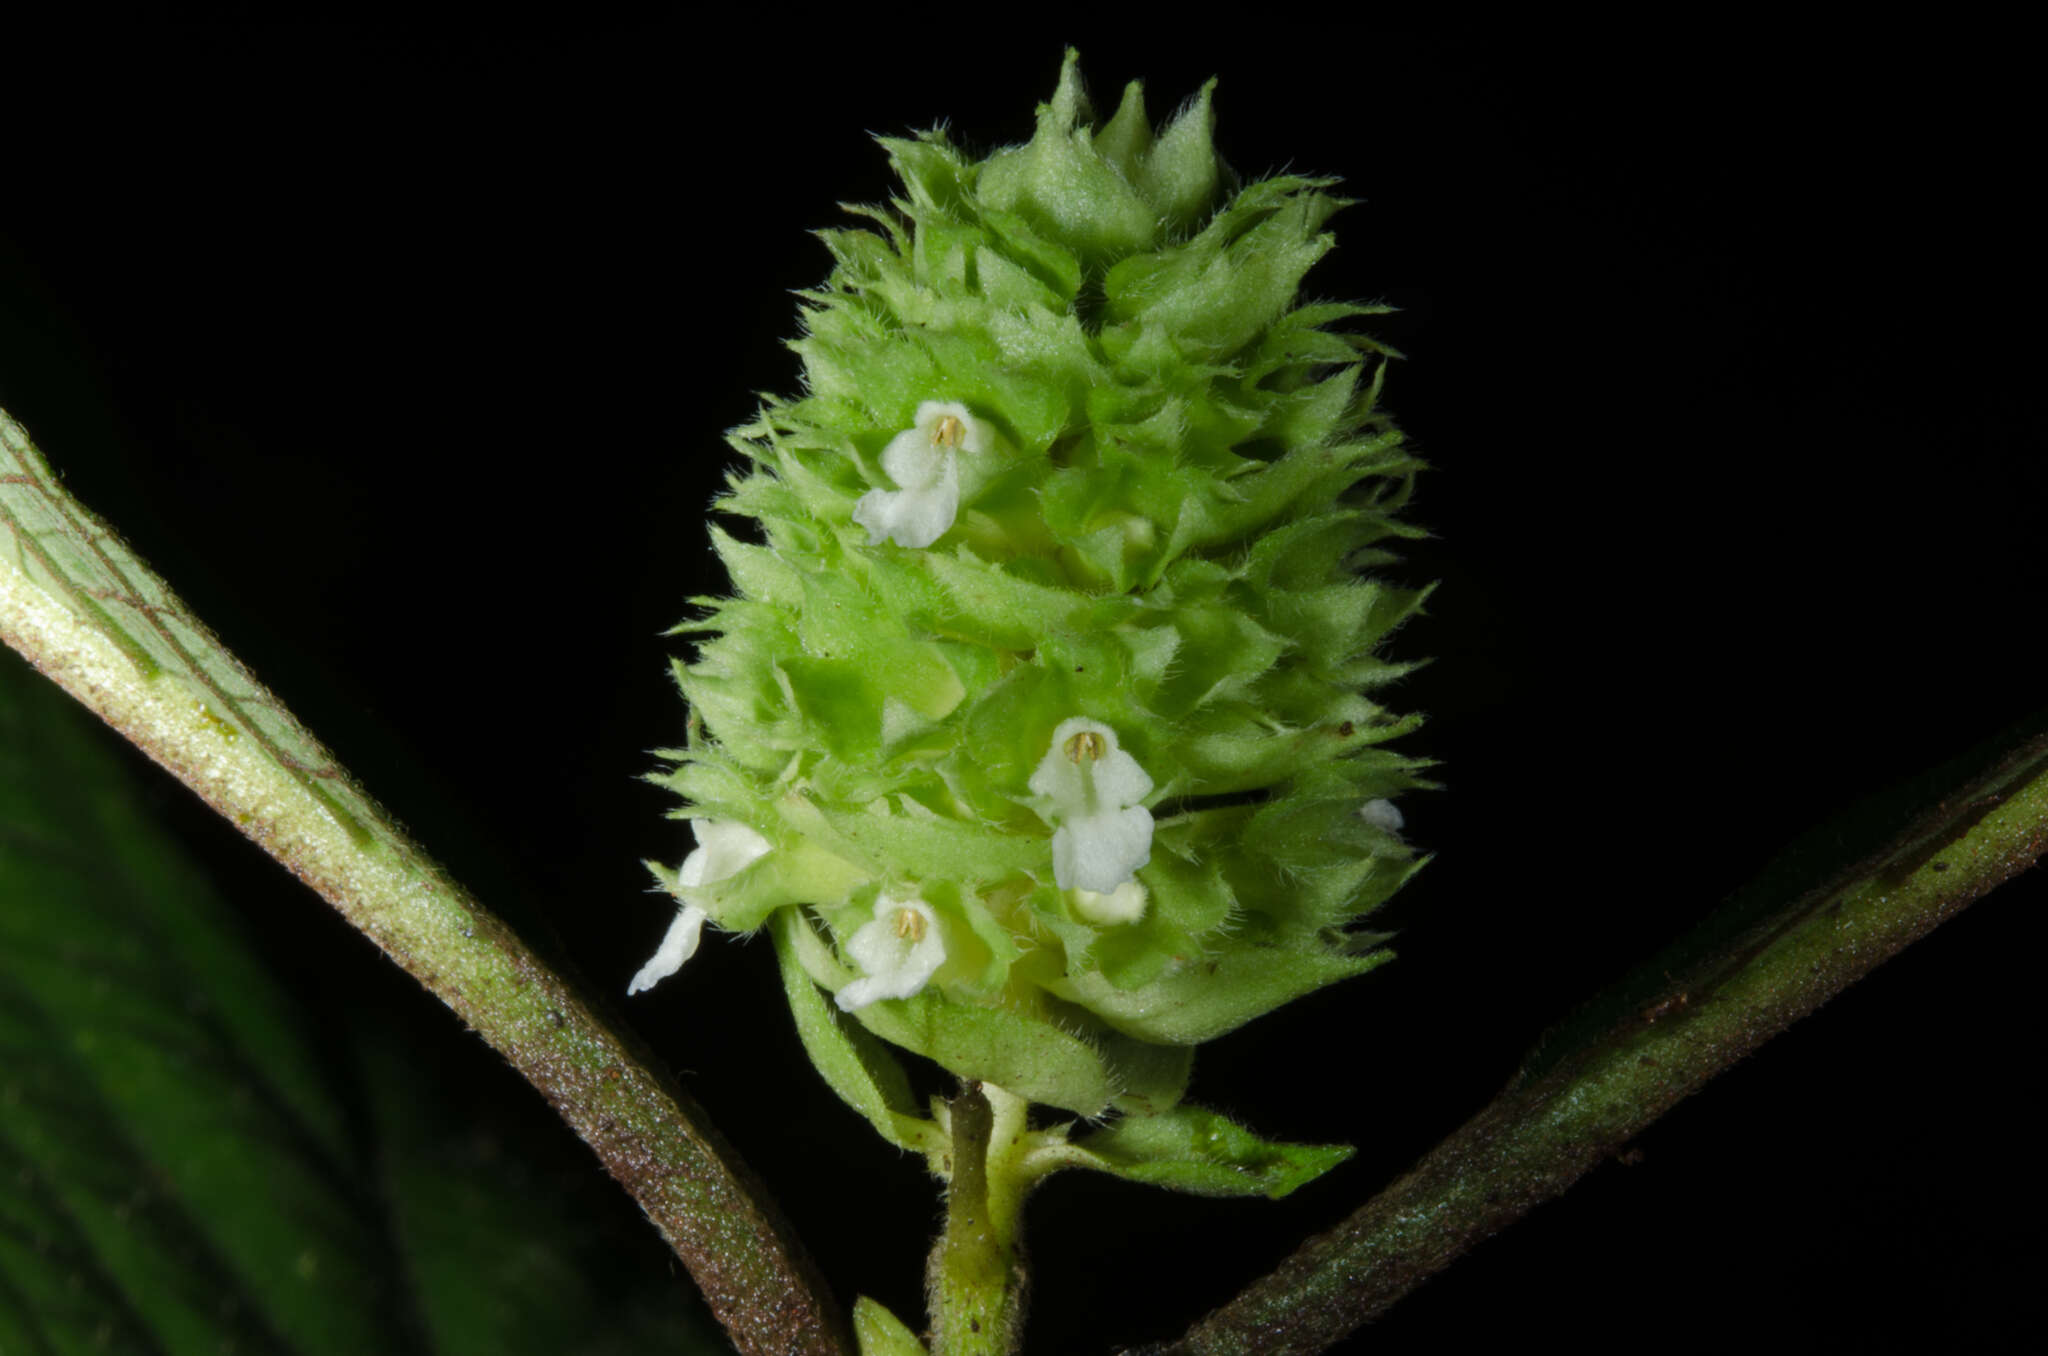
[3,17,2041,1354]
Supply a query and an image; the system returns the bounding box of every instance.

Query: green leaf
[2,651,721,1354]
[0,407,380,847]
[1158,721,2048,1354]
[852,1295,929,1356]
[1067,1106,1352,1200]
[354,1024,723,1356]
[1,653,405,1353]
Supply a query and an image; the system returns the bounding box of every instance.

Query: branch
[0,406,850,1356]
[1140,713,2048,1355]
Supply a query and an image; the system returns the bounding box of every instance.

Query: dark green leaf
[2,654,403,1353]
[2,653,722,1354]
[354,1024,726,1356]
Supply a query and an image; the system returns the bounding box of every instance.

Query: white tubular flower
[627,905,707,996]
[851,400,990,549]
[836,895,947,1011]
[1358,798,1405,834]
[1029,716,1155,894]
[1070,880,1148,926]
[628,819,771,995]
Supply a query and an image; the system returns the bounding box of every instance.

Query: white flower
[1070,880,1148,926]
[1029,716,1154,894]
[627,904,707,997]
[851,400,990,549]
[836,895,947,1011]
[1359,798,1405,834]
[628,819,771,995]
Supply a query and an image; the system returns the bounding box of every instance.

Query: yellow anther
[1064,730,1106,763]
[931,413,966,448]
[892,907,928,942]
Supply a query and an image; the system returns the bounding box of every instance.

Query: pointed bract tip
[1048,48,1089,129]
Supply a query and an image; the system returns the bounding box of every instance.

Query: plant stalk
[1138,718,2048,1355]
[929,1082,1031,1356]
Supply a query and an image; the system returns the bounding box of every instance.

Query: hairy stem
[929,1082,1031,1356]
[0,407,849,1356]
[1138,717,2048,1355]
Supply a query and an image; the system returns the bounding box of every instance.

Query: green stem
[1141,717,2048,1356]
[0,407,850,1356]
[929,1082,1031,1356]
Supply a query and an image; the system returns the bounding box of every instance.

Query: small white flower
[1029,716,1154,894]
[836,895,947,1011]
[1070,880,1148,926]
[628,819,771,995]
[1359,798,1405,834]
[851,400,990,549]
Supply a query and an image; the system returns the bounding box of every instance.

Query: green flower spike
[642,47,1431,1348]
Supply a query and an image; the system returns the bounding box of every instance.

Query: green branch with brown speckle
[0,405,851,1356]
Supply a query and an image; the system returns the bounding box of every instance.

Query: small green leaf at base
[853,1294,930,1356]
[1067,1106,1353,1200]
